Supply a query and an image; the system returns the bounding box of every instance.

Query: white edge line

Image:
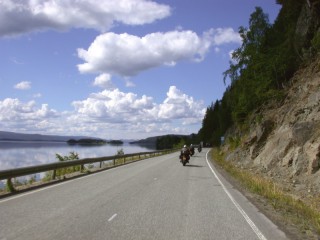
[205,149,267,240]
[108,213,117,222]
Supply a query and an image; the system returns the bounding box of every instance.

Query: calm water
[0,141,156,171]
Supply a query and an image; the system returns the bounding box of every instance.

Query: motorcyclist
[198,143,202,152]
[189,144,195,156]
[180,145,190,162]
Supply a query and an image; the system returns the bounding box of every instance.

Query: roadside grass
[211,148,320,235]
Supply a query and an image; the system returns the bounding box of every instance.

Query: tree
[224,7,270,84]
[54,152,81,178]
[198,2,308,146]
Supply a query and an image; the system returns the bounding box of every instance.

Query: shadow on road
[184,164,203,168]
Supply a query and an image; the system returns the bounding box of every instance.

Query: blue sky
[0,0,281,140]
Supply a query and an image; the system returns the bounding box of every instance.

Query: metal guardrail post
[7,178,15,192]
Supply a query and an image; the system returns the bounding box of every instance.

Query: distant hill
[0,131,102,142]
[130,136,159,145]
[107,140,123,145]
[130,134,194,148]
[67,138,107,145]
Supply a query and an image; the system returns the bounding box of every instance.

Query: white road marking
[205,149,267,240]
[108,213,117,222]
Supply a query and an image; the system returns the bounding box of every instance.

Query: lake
[0,141,156,171]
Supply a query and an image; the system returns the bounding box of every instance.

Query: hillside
[222,55,320,204]
[130,134,190,145]
[197,1,320,236]
[130,134,197,149]
[198,0,320,146]
[0,131,101,142]
[130,136,159,145]
[199,0,320,199]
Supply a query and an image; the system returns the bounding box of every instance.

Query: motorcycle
[180,149,190,166]
[198,145,202,153]
[190,147,195,156]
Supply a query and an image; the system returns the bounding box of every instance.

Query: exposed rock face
[250,120,274,160]
[223,56,320,200]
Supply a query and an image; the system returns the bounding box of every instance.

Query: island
[107,140,123,145]
[67,138,107,145]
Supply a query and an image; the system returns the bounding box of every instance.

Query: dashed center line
[108,213,117,222]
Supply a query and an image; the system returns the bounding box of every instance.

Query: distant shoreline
[0,139,67,143]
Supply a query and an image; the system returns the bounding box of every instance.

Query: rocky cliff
[223,55,320,204]
[220,0,320,206]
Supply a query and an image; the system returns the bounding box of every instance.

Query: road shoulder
[206,149,317,240]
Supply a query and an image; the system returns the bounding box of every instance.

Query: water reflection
[0,141,155,170]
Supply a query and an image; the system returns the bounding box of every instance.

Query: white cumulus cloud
[157,86,205,120]
[206,28,242,45]
[14,81,31,90]
[0,86,205,138]
[0,98,57,122]
[77,28,241,77]
[72,86,205,125]
[72,88,155,122]
[0,0,171,37]
[93,74,114,89]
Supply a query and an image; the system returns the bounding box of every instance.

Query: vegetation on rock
[198,1,319,145]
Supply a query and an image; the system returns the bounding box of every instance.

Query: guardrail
[0,148,179,192]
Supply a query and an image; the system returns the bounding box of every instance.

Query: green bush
[311,31,320,53]
[116,149,124,155]
[227,136,241,150]
[55,152,82,178]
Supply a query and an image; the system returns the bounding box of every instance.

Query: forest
[198,0,320,146]
[155,134,198,149]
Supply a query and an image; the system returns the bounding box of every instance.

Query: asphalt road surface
[0,149,289,240]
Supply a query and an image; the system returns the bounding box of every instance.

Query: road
[0,149,288,240]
